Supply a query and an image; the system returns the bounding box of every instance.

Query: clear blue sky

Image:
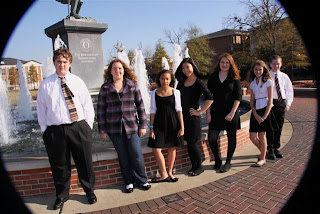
[2,0,249,64]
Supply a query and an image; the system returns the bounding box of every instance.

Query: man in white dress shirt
[266,55,294,160]
[37,48,97,209]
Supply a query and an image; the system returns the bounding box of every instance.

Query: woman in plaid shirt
[97,59,151,193]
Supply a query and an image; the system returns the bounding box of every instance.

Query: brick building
[205,28,249,63]
[0,58,43,90]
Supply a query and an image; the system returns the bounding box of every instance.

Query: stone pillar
[45,19,108,90]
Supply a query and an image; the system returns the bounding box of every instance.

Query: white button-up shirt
[37,72,95,132]
[270,70,294,106]
[250,78,274,110]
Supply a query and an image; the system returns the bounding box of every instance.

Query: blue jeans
[108,132,148,185]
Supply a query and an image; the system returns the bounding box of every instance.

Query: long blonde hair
[104,59,137,84]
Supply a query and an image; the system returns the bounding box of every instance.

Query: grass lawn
[8,89,38,105]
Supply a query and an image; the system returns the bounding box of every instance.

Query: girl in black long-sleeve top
[206,53,242,173]
[175,58,213,176]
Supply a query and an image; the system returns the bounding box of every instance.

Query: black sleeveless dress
[148,93,183,148]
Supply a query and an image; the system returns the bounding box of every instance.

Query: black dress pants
[43,120,95,198]
[266,99,286,151]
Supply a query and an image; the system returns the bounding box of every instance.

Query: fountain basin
[3,100,251,198]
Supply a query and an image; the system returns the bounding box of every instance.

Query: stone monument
[45,2,108,90]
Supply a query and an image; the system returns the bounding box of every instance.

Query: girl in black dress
[206,53,242,173]
[175,58,213,176]
[148,70,184,183]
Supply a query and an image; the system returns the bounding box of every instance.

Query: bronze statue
[56,0,83,19]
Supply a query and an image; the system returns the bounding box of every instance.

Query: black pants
[266,99,286,151]
[187,140,203,170]
[208,129,237,163]
[43,120,95,198]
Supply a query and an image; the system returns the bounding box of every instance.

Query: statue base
[45,19,108,90]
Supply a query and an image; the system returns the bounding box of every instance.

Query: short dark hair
[156,69,175,88]
[53,48,73,64]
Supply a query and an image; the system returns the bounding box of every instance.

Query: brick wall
[7,128,250,198]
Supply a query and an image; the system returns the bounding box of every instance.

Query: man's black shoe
[87,193,97,204]
[53,197,68,210]
[266,150,276,160]
[274,149,283,158]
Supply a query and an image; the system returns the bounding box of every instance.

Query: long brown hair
[213,53,240,80]
[248,60,272,83]
[104,59,137,83]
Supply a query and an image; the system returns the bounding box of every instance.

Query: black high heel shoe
[214,160,222,170]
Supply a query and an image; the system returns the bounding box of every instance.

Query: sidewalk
[24,97,316,214]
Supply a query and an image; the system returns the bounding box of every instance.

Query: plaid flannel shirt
[97,78,147,136]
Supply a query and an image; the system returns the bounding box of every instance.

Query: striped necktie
[59,77,79,122]
[275,73,283,101]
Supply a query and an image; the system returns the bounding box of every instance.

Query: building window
[233,35,242,44]
[1,68,5,75]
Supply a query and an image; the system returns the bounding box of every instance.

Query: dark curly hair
[155,69,175,88]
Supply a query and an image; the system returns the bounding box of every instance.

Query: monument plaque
[45,19,108,90]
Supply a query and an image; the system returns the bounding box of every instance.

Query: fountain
[15,60,34,122]
[172,43,183,74]
[162,57,170,70]
[42,56,55,79]
[0,78,13,145]
[184,47,190,58]
[54,34,67,50]
[0,61,41,148]
[117,44,130,66]
[133,49,151,114]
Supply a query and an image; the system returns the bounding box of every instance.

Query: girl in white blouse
[248,60,274,167]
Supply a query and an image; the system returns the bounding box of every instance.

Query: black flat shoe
[169,177,179,182]
[151,177,170,183]
[86,193,97,204]
[53,197,68,210]
[219,163,231,173]
[189,168,204,176]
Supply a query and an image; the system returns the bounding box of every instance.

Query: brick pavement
[83,97,317,214]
